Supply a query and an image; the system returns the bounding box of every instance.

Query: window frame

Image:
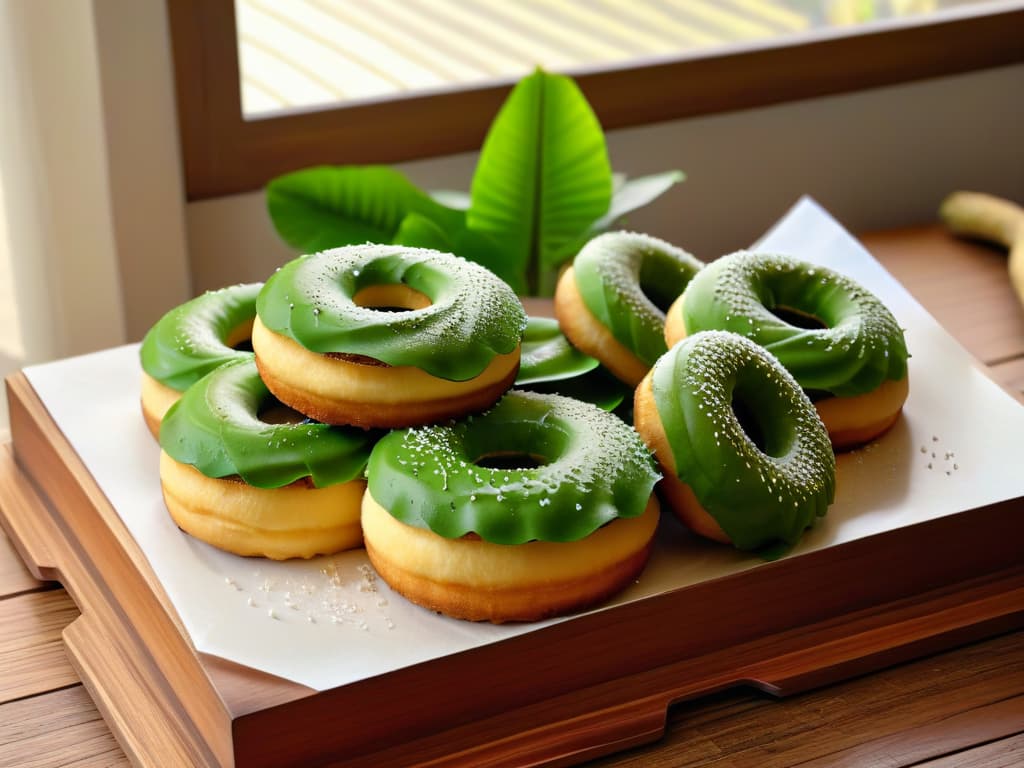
[167,0,1024,201]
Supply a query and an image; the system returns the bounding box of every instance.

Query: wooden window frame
[167,0,1024,201]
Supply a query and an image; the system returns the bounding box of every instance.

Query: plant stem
[536,266,558,298]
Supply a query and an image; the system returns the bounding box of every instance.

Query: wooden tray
[2,369,1023,768]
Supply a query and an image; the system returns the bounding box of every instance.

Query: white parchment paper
[22,198,1024,691]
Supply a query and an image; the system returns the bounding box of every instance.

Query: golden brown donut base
[140,372,181,440]
[252,317,521,428]
[366,540,653,624]
[663,293,688,351]
[160,451,365,560]
[663,297,909,451]
[362,491,661,623]
[814,375,909,450]
[256,357,518,429]
[554,266,650,387]
[633,374,731,543]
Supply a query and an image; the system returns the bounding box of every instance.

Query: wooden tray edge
[2,372,236,767]
[347,571,1024,767]
[4,367,1024,768]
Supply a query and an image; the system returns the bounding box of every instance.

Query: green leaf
[467,69,612,294]
[453,227,527,294]
[267,165,462,254]
[518,366,629,412]
[394,209,527,293]
[563,170,686,260]
[597,170,685,231]
[392,212,456,252]
[515,316,600,385]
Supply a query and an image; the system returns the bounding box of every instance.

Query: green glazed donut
[515,316,629,410]
[140,282,261,436]
[257,244,526,382]
[366,390,660,545]
[158,357,376,559]
[141,282,261,390]
[672,252,908,397]
[556,231,703,386]
[160,357,374,489]
[636,331,835,553]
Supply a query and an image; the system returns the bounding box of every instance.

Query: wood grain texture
[301,566,1024,768]
[589,631,1024,767]
[991,356,1024,403]
[860,227,1024,365]
[0,685,129,768]
[0,590,79,704]
[794,695,1024,767]
[0,526,41,599]
[0,428,234,767]
[920,732,1024,768]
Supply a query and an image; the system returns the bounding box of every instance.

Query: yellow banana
[939,191,1024,311]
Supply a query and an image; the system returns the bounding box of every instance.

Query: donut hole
[770,305,827,330]
[226,319,256,350]
[731,397,767,454]
[258,401,309,425]
[638,262,684,314]
[353,284,432,313]
[473,452,548,470]
[463,419,568,473]
[731,378,793,459]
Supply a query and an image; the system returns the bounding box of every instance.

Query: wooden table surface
[1,225,1023,767]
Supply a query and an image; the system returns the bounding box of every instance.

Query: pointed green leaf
[515,316,599,385]
[267,165,462,253]
[392,212,456,252]
[597,170,685,231]
[467,69,612,293]
[454,226,527,294]
[562,170,687,260]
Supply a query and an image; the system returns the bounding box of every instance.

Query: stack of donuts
[141,244,661,622]
[555,232,909,553]
[141,232,910,623]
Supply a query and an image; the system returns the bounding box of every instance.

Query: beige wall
[185,63,1024,300]
[0,0,126,362]
[0,0,191,357]
[93,0,191,342]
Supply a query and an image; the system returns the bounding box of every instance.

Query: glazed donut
[139,283,261,438]
[634,331,835,554]
[253,245,526,428]
[515,316,629,410]
[555,231,703,386]
[159,358,375,560]
[362,390,661,622]
[666,252,909,450]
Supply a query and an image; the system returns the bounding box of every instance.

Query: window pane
[235,0,995,119]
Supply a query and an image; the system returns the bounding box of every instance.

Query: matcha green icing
[257,245,527,382]
[367,390,660,545]
[160,357,375,489]
[574,231,703,366]
[680,252,908,397]
[140,283,261,392]
[652,331,835,552]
